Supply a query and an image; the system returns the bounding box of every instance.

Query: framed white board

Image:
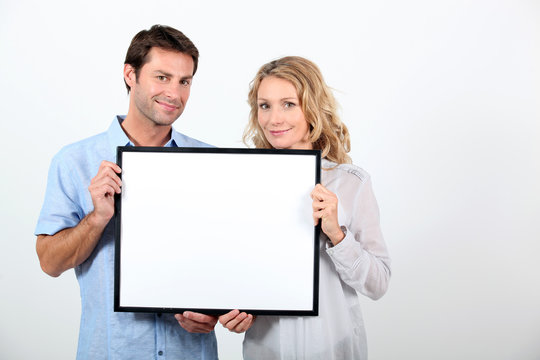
[114,147,320,315]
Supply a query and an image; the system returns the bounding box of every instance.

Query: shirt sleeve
[325,174,391,300]
[34,150,85,236]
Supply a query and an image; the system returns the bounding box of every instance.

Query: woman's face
[256,76,312,150]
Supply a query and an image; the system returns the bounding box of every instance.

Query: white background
[1,0,539,359]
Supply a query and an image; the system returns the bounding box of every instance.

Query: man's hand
[219,309,255,333]
[174,311,218,333]
[88,160,122,226]
[36,160,123,277]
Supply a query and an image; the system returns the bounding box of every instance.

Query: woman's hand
[219,309,255,333]
[311,184,345,246]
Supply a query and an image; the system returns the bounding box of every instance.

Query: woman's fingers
[218,310,255,333]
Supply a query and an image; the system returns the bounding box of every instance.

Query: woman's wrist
[328,227,346,246]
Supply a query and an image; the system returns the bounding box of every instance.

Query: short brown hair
[244,56,351,164]
[123,24,199,92]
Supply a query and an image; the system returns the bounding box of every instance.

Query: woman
[220,56,391,360]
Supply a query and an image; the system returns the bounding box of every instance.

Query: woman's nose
[268,109,284,125]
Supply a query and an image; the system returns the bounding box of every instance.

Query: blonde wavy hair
[243,56,351,164]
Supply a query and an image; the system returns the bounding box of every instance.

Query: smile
[269,129,291,136]
[156,100,179,111]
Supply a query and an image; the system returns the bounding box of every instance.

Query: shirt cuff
[326,226,368,269]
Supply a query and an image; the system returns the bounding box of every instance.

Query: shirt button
[158,350,163,356]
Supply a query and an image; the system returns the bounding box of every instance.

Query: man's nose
[163,82,184,100]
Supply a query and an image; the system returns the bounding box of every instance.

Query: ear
[124,64,136,89]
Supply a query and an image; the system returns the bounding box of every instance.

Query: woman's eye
[259,103,269,110]
[284,102,295,108]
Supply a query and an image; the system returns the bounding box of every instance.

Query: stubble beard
[134,92,184,128]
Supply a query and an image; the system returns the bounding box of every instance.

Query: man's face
[125,47,194,127]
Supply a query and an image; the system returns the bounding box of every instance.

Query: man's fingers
[179,310,253,334]
[101,184,118,198]
[92,161,122,190]
[183,311,218,324]
[90,178,121,196]
[174,313,217,333]
[92,167,122,188]
[99,160,122,174]
[174,313,184,323]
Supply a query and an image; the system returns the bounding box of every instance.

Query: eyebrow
[257,97,298,102]
[153,70,172,77]
[153,70,193,80]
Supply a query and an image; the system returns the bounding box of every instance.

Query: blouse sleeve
[325,172,391,300]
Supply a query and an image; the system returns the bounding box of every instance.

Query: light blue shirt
[35,116,218,360]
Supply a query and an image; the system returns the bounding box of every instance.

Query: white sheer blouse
[243,159,391,360]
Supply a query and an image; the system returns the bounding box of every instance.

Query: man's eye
[157,76,167,81]
[181,79,191,86]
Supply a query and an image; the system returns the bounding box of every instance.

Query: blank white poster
[115,148,320,315]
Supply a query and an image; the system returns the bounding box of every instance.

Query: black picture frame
[114,147,321,316]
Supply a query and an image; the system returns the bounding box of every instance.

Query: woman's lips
[269,129,290,136]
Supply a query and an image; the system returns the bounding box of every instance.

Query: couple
[35,25,391,360]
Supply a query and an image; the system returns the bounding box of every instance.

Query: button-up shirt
[35,116,218,360]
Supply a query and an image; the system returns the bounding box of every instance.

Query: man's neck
[120,114,172,147]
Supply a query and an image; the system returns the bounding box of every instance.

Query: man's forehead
[142,47,194,74]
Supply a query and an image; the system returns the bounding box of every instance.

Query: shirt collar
[107,115,131,155]
[107,115,179,154]
[169,132,180,148]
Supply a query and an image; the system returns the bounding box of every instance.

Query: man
[35,25,218,359]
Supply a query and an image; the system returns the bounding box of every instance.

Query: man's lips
[155,100,180,111]
[269,129,291,136]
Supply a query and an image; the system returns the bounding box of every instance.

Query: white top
[243,159,391,360]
